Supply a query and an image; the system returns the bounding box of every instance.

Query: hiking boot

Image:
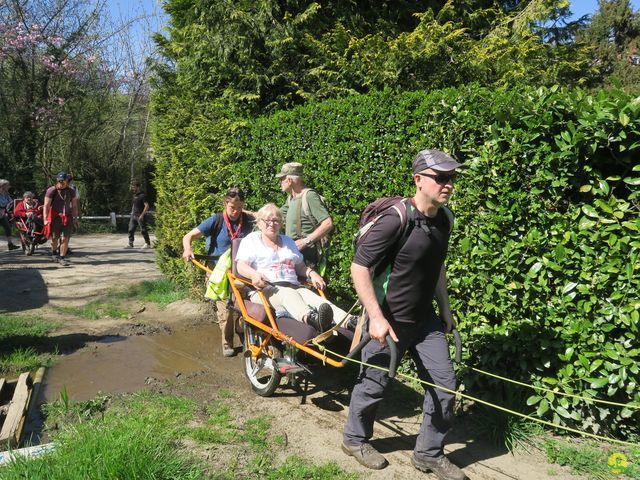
[51,253,59,263]
[140,243,151,249]
[411,454,466,480]
[124,244,134,249]
[306,303,333,332]
[58,257,70,267]
[341,442,388,470]
[8,242,19,251]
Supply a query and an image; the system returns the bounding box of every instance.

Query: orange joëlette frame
[190,258,344,368]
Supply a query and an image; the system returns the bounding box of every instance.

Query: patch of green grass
[0,314,60,376]
[190,399,238,444]
[44,386,111,424]
[0,347,54,374]
[625,447,640,478]
[470,403,544,452]
[543,438,614,480]
[191,425,234,444]
[266,456,358,480]
[2,392,205,480]
[109,279,188,307]
[0,314,57,339]
[243,416,272,451]
[57,300,129,320]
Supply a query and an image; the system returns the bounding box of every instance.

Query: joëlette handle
[452,328,462,364]
[343,332,398,379]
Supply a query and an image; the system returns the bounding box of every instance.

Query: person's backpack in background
[290,188,332,275]
[292,188,332,249]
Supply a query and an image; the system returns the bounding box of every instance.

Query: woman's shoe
[306,303,333,332]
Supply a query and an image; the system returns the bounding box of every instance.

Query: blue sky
[104,0,166,68]
[570,0,640,19]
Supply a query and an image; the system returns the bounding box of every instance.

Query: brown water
[42,324,223,402]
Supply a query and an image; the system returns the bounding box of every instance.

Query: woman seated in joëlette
[236,203,354,332]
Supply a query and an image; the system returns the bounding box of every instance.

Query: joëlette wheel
[243,322,282,397]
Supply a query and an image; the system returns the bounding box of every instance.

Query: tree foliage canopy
[0,0,155,213]
[155,0,600,116]
[578,0,640,91]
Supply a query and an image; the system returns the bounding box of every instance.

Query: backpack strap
[442,206,454,235]
[373,198,412,277]
[301,188,317,227]
[294,188,314,238]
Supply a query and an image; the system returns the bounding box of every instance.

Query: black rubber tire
[243,323,282,397]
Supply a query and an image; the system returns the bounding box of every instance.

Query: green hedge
[152,84,639,439]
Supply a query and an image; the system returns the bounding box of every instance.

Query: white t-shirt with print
[236,231,303,285]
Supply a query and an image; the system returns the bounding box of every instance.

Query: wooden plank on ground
[0,372,31,448]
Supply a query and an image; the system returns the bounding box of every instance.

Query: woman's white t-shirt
[236,232,303,285]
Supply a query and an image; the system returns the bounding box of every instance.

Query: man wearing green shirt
[277,162,333,273]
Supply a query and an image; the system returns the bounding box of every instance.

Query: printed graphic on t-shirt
[268,256,296,282]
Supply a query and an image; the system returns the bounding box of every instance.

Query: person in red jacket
[43,172,79,266]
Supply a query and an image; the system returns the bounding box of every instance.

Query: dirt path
[0,234,583,480]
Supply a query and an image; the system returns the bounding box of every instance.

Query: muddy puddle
[42,324,223,402]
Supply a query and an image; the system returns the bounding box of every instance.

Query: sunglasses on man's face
[417,172,457,185]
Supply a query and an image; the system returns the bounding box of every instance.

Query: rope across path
[313,341,640,449]
[470,366,640,410]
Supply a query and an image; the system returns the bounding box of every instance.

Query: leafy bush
[152,84,639,438]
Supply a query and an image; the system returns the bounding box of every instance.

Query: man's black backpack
[354,196,454,275]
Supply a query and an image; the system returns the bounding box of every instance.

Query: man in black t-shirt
[342,150,466,480]
[126,180,151,249]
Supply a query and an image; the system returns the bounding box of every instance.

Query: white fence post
[110,212,117,227]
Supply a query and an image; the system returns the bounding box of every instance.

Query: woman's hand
[251,271,269,290]
[182,248,194,262]
[309,271,326,290]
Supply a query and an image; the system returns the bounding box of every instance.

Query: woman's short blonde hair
[255,203,283,225]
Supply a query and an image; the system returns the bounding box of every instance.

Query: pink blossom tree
[0,0,159,214]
